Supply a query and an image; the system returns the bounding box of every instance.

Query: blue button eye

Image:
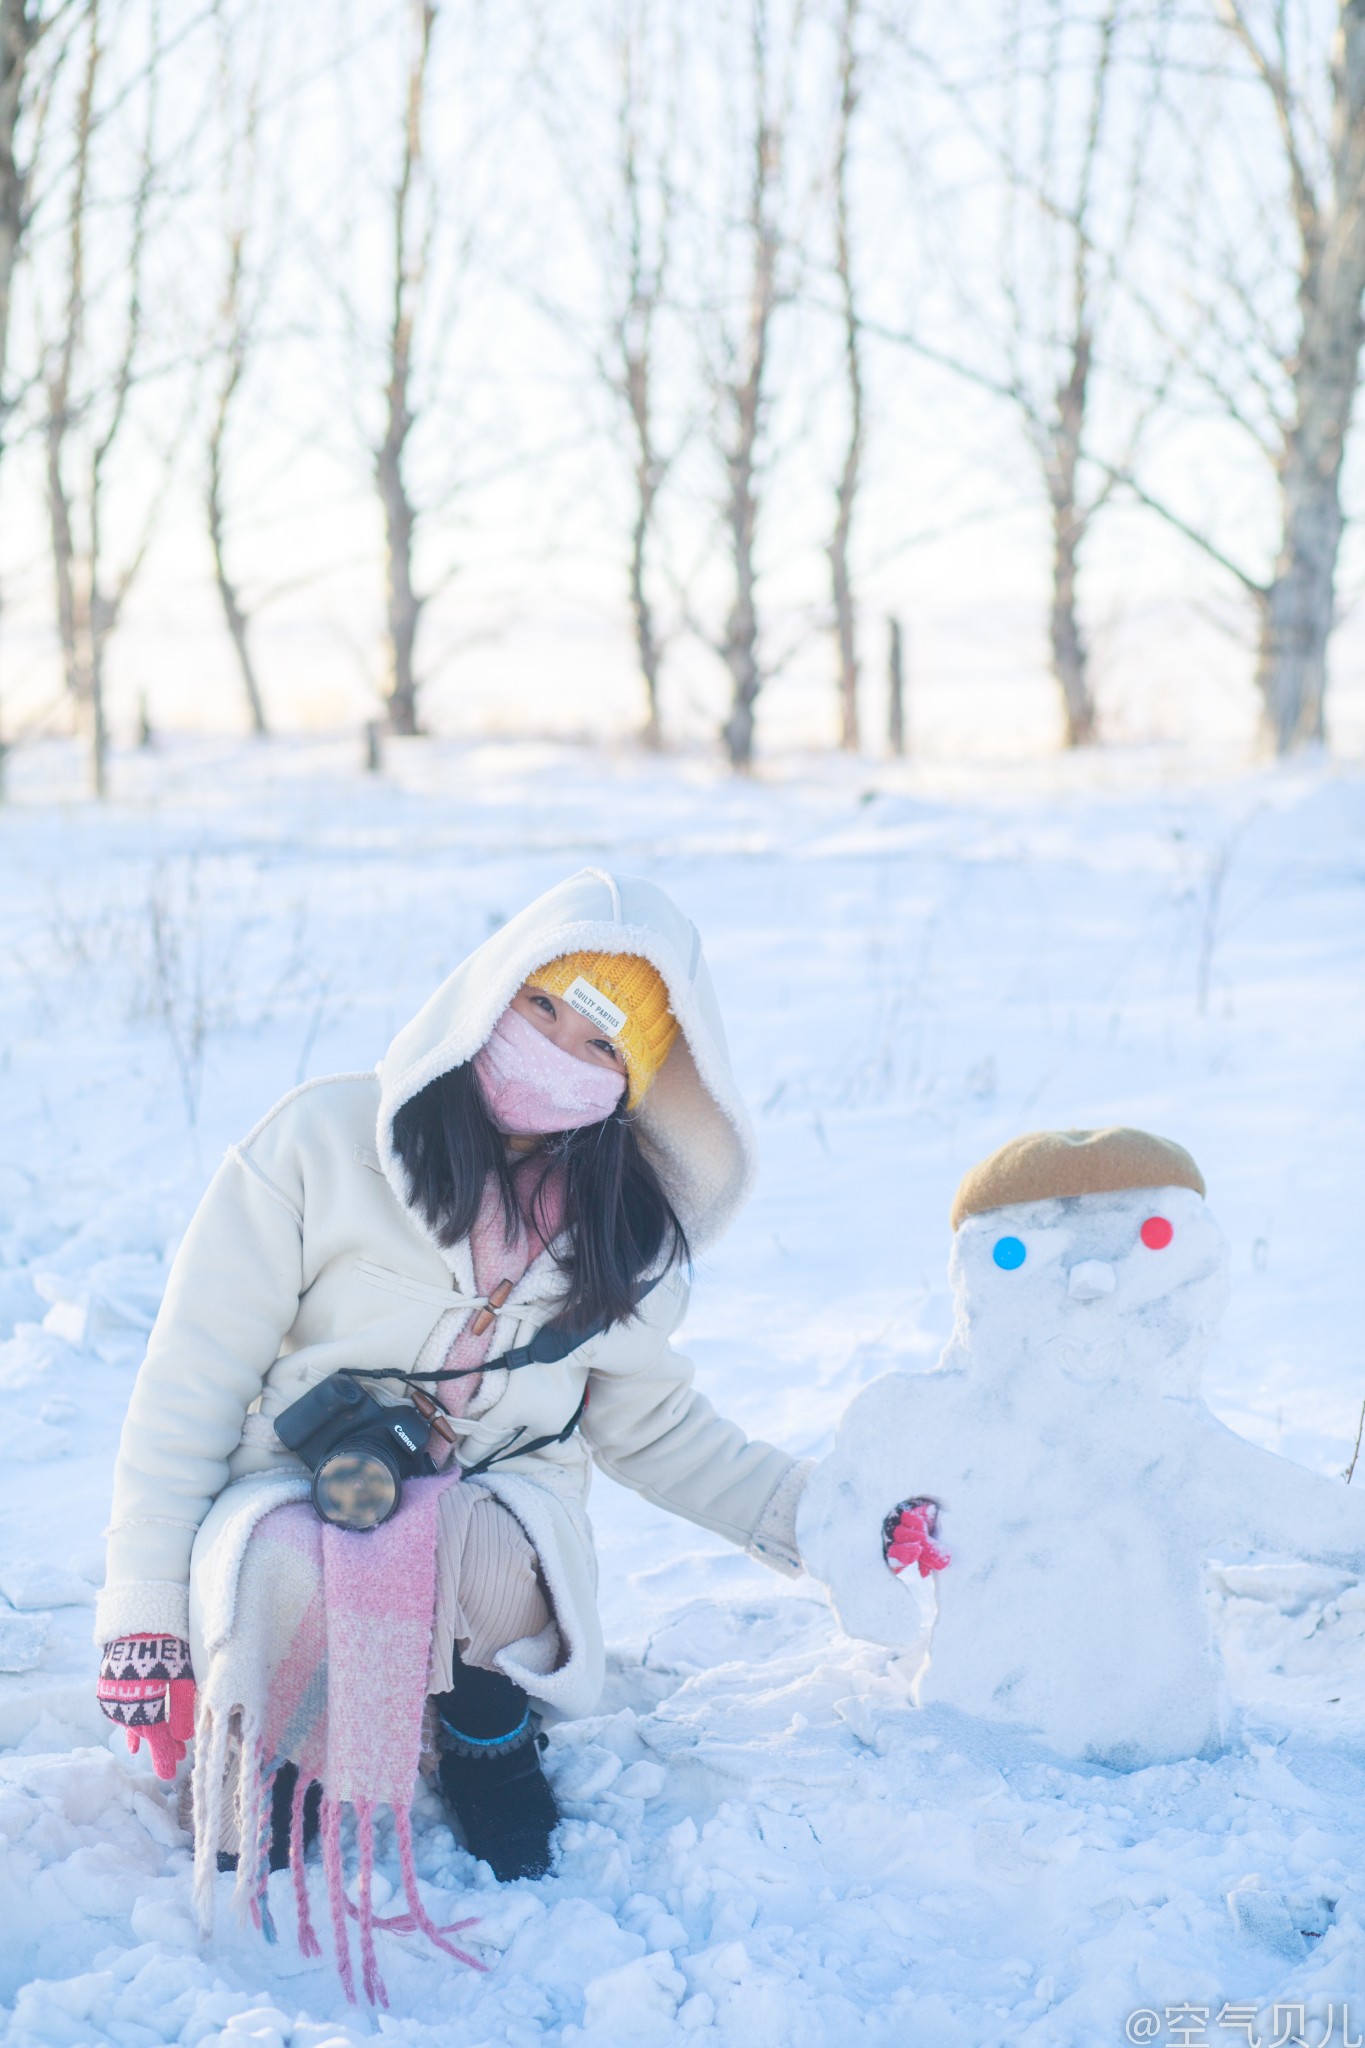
[993,1236,1026,1270]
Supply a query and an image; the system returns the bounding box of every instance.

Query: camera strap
[338,1271,664,1471]
[348,1272,663,1392]
[458,1385,591,1478]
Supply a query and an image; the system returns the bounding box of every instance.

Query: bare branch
[42,0,177,796]
[828,0,864,752]
[1218,0,1321,266]
[1106,463,1267,598]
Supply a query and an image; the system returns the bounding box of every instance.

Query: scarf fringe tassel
[198,1732,483,2006]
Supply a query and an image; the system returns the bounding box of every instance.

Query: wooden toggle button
[470,1277,513,1338]
[409,1386,458,1444]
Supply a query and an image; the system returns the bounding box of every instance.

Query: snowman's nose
[1068,1259,1116,1301]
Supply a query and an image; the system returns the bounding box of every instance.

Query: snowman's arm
[795,1372,956,1601]
[581,1323,799,1557]
[789,1376,949,1646]
[1205,1426,1365,1566]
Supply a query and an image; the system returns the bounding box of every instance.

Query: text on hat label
[562,976,627,1037]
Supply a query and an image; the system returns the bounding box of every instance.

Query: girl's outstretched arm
[579,1268,806,1571]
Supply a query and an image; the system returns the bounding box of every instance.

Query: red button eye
[1140,1216,1173,1249]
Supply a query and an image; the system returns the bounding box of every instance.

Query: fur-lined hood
[375,868,756,1251]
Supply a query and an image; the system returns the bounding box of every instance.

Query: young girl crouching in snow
[96,870,810,1983]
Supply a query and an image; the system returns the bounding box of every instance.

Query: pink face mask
[473,1006,626,1135]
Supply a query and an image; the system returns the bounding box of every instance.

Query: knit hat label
[561,976,627,1037]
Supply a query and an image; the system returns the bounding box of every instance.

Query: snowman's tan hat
[951,1126,1205,1230]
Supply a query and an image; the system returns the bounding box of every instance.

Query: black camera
[273,1373,436,1531]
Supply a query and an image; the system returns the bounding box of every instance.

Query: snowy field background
[1,734,1364,2046]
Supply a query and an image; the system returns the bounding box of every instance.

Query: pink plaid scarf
[219,1474,478,2004]
[197,1163,565,2005]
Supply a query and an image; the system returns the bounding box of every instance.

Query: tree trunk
[1,0,36,748]
[1255,455,1341,751]
[0,0,35,460]
[1049,503,1095,746]
[43,0,154,800]
[1249,0,1365,751]
[376,0,433,740]
[44,29,90,781]
[887,614,905,755]
[46,403,79,700]
[1257,204,1365,747]
[378,426,421,735]
[206,171,268,737]
[88,584,110,797]
[208,507,267,735]
[719,319,767,771]
[629,482,662,746]
[208,417,268,735]
[720,643,760,768]
[46,424,110,797]
[829,0,862,752]
[1046,327,1097,747]
[624,338,663,746]
[720,430,762,770]
[830,516,859,750]
[716,2,783,775]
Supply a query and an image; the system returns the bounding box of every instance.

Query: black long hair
[391,1060,688,1335]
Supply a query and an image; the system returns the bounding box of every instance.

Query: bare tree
[717,4,781,770]
[530,3,687,746]
[0,1,37,452]
[989,1,1159,745]
[205,0,270,736]
[375,0,435,737]
[320,0,502,737]
[611,8,677,747]
[2,2,84,482]
[1229,1,1365,749]
[1131,2,1365,752]
[883,0,1175,746]
[702,0,807,771]
[43,0,165,795]
[207,230,267,734]
[828,0,864,750]
[0,0,38,763]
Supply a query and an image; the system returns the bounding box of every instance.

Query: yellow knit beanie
[528,952,679,1108]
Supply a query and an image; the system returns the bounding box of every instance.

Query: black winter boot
[215,1761,321,1875]
[268,1762,322,1872]
[434,1658,559,1882]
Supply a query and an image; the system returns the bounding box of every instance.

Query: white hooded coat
[97,869,801,1720]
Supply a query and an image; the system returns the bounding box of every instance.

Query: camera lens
[312,1442,401,1530]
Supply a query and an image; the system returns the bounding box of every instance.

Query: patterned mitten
[883,1499,951,1579]
[98,1633,196,1780]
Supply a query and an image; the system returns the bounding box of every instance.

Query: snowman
[797,1128,1365,1767]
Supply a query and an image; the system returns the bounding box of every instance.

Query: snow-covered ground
[2,734,1364,2047]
